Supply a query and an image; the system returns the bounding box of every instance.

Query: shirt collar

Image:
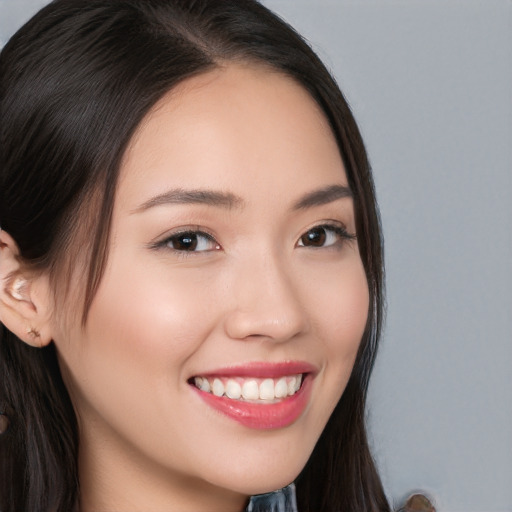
[246,483,298,512]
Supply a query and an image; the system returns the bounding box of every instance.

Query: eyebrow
[133,183,352,214]
[292,184,352,210]
[133,188,244,213]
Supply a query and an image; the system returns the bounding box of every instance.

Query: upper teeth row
[193,374,303,401]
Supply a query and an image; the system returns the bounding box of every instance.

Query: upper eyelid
[148,227,219,250]
[301,220,356,237]
[298,223,356,243]
[295,225,356,254]
[148,220,355,248]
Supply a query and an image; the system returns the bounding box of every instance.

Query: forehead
[117,63,347,210]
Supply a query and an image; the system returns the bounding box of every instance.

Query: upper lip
[191,361,317,379]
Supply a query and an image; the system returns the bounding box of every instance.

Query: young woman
[0,1,388,510]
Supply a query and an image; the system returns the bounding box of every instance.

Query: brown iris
[300,227,327,247]
[171,233,199,251]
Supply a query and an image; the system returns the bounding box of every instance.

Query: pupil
[304,227,326,246]
[174,234,197,251]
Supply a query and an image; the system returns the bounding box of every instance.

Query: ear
[0,230,53,347]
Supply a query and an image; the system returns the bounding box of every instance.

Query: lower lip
[191,375,312,430]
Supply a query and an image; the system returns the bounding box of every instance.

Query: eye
[156,230,220,253]
[297,224,355,248]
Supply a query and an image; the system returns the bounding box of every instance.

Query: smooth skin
[0,63,369,511]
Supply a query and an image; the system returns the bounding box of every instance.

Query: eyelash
[150,227,220,254]
[296,223,356,249]
[151,223,356,255]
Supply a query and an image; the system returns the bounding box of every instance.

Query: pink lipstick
[189,361,315,430]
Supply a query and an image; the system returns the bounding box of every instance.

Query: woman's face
[52,64,369,511]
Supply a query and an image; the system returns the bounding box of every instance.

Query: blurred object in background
[398,492,436,512]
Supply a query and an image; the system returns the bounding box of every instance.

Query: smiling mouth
[190,374,304,402]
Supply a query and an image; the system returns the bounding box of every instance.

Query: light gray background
[1,1,511,511]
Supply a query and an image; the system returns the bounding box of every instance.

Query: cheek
[53,258,228,464]
[56,255,222,415]
[96,254,221,351]
[312,256,370,352]
[305,256,369,420]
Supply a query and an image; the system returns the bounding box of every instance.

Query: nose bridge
[224,247,307,342]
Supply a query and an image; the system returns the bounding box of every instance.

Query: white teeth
[288,376,297,395]
[242,380,259,400]
[225,380,242,399]
[212,378,224,397]
[194,377,211,393]
[259,378,275,400]
[200,378,211,393]
[274,377,288,398]
[193,373,304,401]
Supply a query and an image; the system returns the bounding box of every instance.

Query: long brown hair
[0,1,387,510]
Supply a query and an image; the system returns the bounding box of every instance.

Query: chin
[205,452,307,496]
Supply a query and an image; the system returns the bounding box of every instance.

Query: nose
[223,252,308,343]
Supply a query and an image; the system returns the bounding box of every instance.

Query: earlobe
[0,230,53,348]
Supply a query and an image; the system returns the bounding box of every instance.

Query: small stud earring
[0,413,10,435]
[26,326,40,338]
